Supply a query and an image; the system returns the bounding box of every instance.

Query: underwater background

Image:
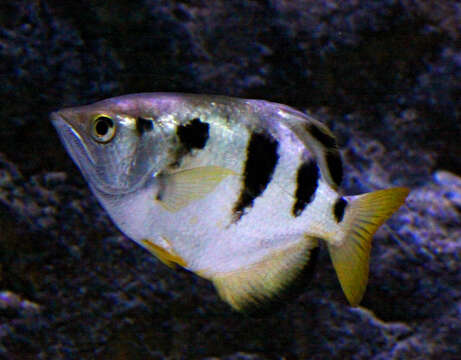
[0,0,460,359]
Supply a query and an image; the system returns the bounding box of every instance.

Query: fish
[51,93,409,312]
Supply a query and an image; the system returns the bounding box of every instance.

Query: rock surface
[0,0,460,359]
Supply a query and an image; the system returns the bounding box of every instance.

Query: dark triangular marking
[307,123,337,149]
[136,117,154,135]
[326,150,343,187]
[176,118,210,151]
[333,197,347,223]
[292,160,319,217]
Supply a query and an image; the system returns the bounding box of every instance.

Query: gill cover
[51,106,167,195]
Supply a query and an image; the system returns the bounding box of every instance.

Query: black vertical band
[292,160,320,217]
[233,131,279,221]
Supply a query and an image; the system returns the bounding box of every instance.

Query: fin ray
[141,238,187,268]
[211,238,318,312]
[157,166,237,212]
[327,187,410,306]
[276,109,343,189]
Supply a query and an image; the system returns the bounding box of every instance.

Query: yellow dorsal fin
[156,166,237,212]
[327,187,410,306]
[141,239,187,268]
[211,238,318,312]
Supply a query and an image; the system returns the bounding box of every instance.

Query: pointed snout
[50,108,73,126]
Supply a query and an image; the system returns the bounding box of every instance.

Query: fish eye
[91,115,116,143]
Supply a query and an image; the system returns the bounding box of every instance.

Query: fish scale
[51,93,409,311]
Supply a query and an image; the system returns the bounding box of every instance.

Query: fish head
[51,97,170,195]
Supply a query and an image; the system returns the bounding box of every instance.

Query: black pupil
[95,117,113,136]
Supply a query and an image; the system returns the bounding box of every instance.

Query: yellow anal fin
[157,166,237,212]
[211,238,318,312]
[141,239,187,269]
[328,187,410,306]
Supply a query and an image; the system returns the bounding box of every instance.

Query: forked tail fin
[327,187,410,306]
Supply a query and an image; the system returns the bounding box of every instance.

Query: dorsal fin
[273,105,343,189]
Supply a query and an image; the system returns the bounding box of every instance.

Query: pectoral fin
[156,166,237,212]
[211,238,318,312]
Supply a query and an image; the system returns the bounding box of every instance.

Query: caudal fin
[327,187,410,306]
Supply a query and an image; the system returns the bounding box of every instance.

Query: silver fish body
[51,93,409,311]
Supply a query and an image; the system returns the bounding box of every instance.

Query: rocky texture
[0,0,460,359]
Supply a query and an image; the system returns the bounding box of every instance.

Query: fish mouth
[51,111,97,175]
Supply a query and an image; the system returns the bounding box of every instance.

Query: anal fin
[211,238,318,312]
